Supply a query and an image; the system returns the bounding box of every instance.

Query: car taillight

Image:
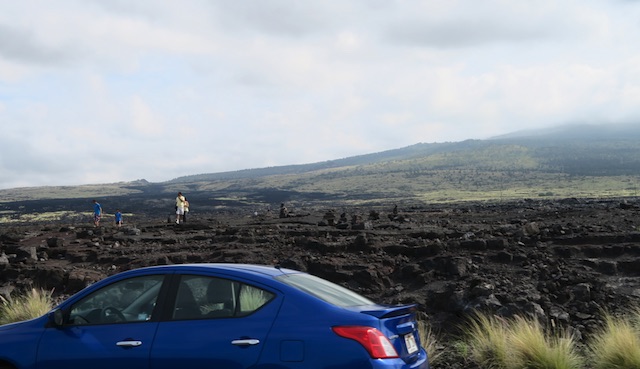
[332,326,399,359]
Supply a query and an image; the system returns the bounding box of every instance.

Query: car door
[37,275,167,369]
[150,274,281,369]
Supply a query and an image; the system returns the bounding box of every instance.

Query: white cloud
[131,95,166,137]
[1,0,640,189]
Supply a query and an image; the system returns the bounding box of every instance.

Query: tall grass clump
[464,312,511,368]
[508,315,582,369]
[588,312,640,369]
[630,305,640,338]
[418,320,442,365]
[0,288,54,325]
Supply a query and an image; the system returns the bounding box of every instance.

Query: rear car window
[276,273,374,307]
[172,275,275,320]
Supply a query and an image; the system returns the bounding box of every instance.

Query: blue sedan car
[0,264,430,369]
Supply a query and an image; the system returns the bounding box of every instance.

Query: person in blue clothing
[92,200,102,227]
[115,209,123,227]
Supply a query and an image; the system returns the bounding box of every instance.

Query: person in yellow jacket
[175,192,186,224]
[183,198,189,223]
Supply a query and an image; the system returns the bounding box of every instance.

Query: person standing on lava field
[175,192,186,224]
[183,198,189,223]
[114,209,123,227]
[92,200,102,227]
[279,203,289,218]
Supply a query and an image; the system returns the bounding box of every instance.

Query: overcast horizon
[2,1,640,190]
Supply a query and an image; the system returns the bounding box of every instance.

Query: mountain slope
[169,123,640,183]
[2,123,640,223]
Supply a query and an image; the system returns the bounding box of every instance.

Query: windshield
[276,273,374,307]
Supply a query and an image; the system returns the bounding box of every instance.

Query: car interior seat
[173,282,201,320]
[205,278,235,318]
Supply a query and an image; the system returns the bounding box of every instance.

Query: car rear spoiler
[360,304,418,319]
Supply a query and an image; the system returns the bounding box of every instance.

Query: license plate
[404,333,418,354]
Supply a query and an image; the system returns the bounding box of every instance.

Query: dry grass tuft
[418,320,443,365]
[463,312,582,369]
[0,288,54,325]
[464,312,511,368]
[508,315,582,369]
[588,312,640,369]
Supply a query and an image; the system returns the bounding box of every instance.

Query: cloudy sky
[1,1,640,190]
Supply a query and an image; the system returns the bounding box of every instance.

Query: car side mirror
[48,309,65,327]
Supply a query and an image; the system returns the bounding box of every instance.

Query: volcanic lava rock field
[2,197,640,367]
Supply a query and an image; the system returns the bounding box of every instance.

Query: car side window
[68,275,165,325]
[171,275,275,320]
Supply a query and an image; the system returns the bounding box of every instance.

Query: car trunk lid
[361,304,422,363]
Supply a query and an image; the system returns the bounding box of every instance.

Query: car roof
[55,263,306,310]
[131,263,300,278]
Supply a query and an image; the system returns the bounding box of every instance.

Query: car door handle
[116,340,143,347]
[231,339,260,346]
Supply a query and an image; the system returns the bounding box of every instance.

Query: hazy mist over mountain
[490,123,640,141]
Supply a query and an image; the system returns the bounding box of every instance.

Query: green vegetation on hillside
[162,136,640,205]
[2,128,640,222]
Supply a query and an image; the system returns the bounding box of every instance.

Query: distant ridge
[3,122,640,215]
[167,140,470,183]
[168,123,640,183]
